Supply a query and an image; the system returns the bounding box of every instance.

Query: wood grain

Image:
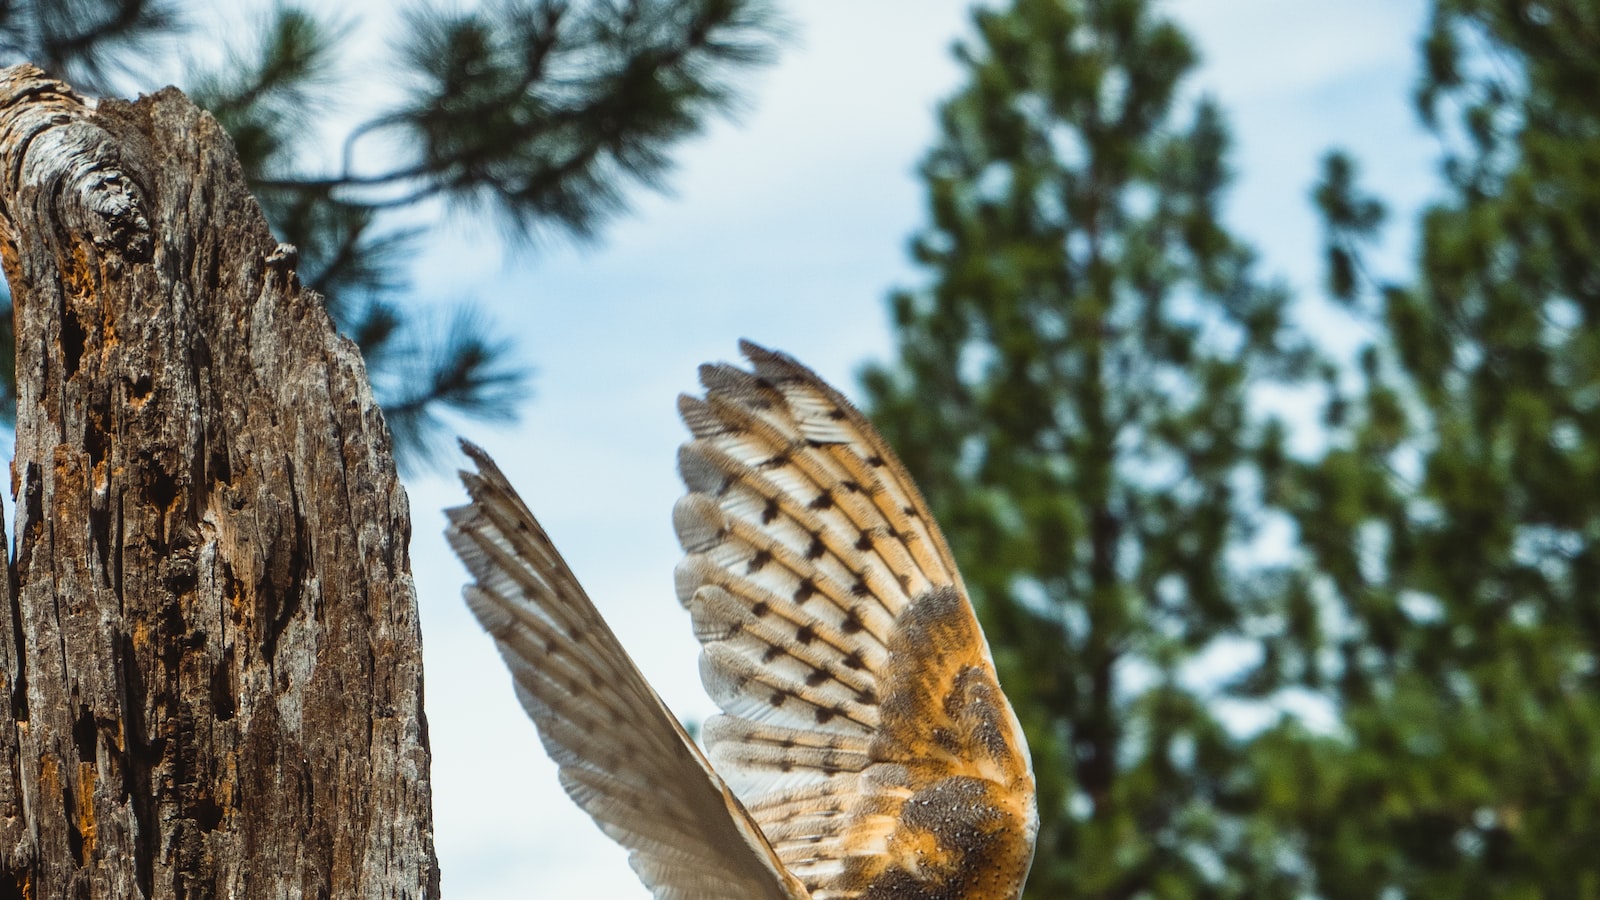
[0,64,439,898]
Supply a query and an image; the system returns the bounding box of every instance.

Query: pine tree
[861,0,1312,893]
[0,0,783,466]
[1260,1,1600,894]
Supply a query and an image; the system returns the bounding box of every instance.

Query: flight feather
[674,342,1037,899]
[448,342,1037,900]
[447,442,809,900]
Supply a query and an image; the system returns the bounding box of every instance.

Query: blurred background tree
[1256,1,1600,895]
[867,0,1600,895]
[861,0,1315,894]
[0,0,784,467]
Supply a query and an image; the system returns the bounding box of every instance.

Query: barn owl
[446,341,1037,899]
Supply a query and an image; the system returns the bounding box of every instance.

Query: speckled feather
[448,342,1037,900]
[677,342,1037,899]
[446,444,808,900]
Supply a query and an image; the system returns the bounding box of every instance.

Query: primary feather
[448,342,1037,900]
[446,444,807,900]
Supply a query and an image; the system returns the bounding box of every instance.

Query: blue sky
[389,2,1439,896]
[202,1,1436,895]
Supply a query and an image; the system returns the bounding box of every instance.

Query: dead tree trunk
[0,65,440,898]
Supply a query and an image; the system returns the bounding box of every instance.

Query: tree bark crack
[0,63,440,897]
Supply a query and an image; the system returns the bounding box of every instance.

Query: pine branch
[0,0,786,467]
[3,0,184,94]
[258,0,785,239]
[376,306,529,472]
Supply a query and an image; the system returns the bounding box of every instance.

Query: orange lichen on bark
[61,241,95,302]
[75,762,96,858]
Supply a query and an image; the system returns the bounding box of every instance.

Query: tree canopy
[1260,2,1600,894]
[869,0,1600,895]
[863,0,1312,894]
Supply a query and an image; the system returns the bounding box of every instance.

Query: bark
[0,65,440,898]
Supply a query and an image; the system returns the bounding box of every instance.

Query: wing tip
[456,436,495,474]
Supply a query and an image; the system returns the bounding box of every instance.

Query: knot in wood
[0,65,152,261]
[22,124,152,261]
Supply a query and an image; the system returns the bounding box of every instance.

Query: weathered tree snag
[0,65,440,897]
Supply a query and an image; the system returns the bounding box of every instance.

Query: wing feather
[674,342,1038,899]
[447,442,809,900]
[448,339,1036,900]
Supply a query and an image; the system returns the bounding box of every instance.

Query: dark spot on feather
[841,650,865,670]
[794,578,817,603]
[806,535,825,560]
[747,549,773,573]
[850,579,870,597]
[828,407,847,420]
[763,645,783,663]
[544,639,559,654]
[810,490,834,510]
[855,530,873,551]
[761,498,780,524]
[805,668,830,687]
[841,480,862,494]
[567,626,585,642]
[769,690,788,707]
[752,601,770,618]
[842,608,864,634]
[780,738,796,749]
[866,454,885,467]
[898,574,911,590]
[760,451,789,469]
[815,706,838,724]
[856,687,878,704]
[806,438,827,448]
[903,505,917,517]
[796,625,816,645]
[780,760,794,773]
[742,384,774,409]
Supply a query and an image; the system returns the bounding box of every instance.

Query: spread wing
[447,441,810,900]
[674,341,1039,900]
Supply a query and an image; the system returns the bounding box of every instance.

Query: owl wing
[674,341,1039,900]
[447,441,810,900]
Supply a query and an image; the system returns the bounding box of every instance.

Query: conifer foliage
[1262,2,1600,893]
[0,0,783,466]
[862,0,1311,894]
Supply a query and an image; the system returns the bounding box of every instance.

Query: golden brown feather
[449,342,1036,900]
